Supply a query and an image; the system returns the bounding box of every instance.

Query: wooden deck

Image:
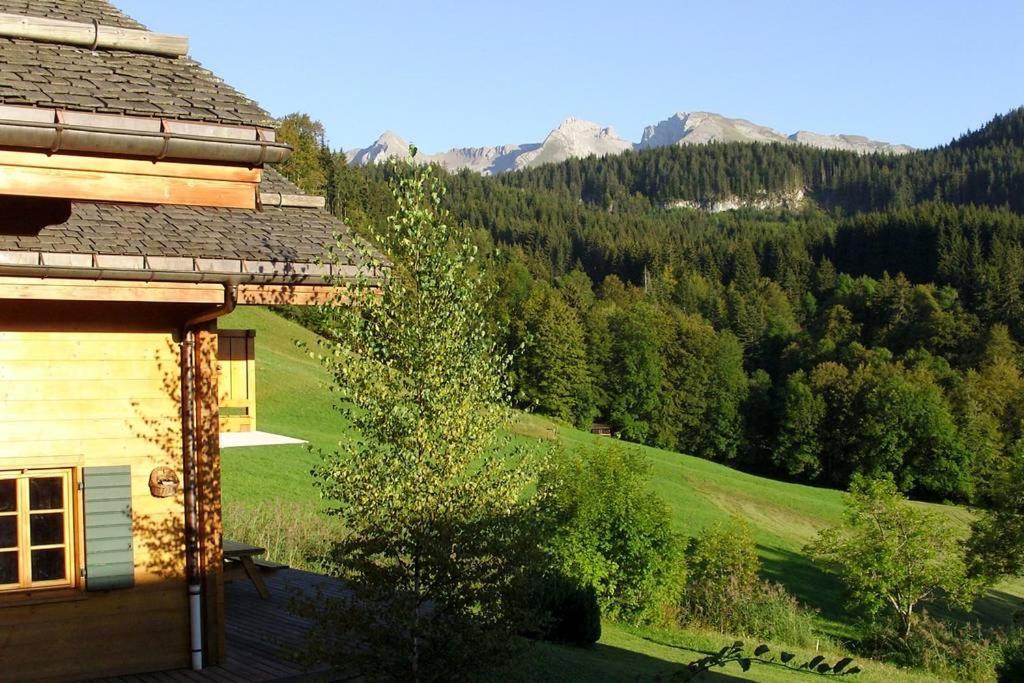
[96,569,345,682]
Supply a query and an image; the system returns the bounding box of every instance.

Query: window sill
[0,587,86,608]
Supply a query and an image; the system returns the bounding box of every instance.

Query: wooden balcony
[95,569,343,682]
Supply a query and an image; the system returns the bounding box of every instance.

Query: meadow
[218,306,1023,680]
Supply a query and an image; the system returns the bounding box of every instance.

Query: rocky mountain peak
[345,130,412,166]
[514,117,632,169]
[345,111,911,175]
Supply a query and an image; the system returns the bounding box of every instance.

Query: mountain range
[345,111,913,175]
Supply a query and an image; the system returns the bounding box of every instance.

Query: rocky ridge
[346,111,911,175]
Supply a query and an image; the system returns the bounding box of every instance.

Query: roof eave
[0,252,367,287]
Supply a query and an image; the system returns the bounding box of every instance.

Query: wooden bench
[254,558,288,572]
[223,539,289,599]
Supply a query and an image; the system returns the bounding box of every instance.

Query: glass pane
[30,512,63,546]
[0,479,14,513]
[29,477,63,511]
[0,551,16,584]
[0,516,15,548]
[31,548,65,582]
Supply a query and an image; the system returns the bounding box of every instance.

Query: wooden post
[0,12,188,56]
[193,322,225,663]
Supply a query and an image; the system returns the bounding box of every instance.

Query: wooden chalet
[0,2,361,680]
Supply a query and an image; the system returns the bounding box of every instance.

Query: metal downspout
[181,282,237,670]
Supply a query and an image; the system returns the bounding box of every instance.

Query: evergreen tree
[516,284,596,428]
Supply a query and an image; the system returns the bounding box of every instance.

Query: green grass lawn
[218,306,1021,680]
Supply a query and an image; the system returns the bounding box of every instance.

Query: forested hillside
[277,107,1024,505]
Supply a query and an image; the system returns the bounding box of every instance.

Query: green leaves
[308,154,548,678]
[538,445,679,620]
[806,474,980,639]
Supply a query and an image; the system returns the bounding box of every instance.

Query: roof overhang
[0,148,262,209]
[0,262,363,306]
[0,274,350,306]
[0,104,290,165]
[0,249,363,286]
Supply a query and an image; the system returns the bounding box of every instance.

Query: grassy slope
[218,307,1021,680]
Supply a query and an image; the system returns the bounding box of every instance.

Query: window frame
[0,468,77,593]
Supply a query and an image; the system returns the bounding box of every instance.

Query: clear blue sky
[118,0,1022,153]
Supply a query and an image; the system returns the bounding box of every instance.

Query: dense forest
[277,107,1024,505]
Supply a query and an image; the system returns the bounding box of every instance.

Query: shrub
[997,628,1024,683]
[539,445,683,621]
[518,572,602,646]
[863,613,1001,682]
[679,524,817,646]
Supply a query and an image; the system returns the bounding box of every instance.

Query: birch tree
[304,152,546,680]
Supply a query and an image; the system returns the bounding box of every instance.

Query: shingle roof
[0,1,373,282]
[0,0,273,126]
[0,0,142,28]
[0,168,367,279]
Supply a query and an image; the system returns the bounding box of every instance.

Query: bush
[539,446,683,621]
[998,628,1024,682]
[863,613,1001,682]
[518,572,602,646]
[679,524,817,646]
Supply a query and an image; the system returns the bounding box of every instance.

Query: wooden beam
[0,162,257,209]
[258,193,326,209]
[236,283,343,306]
[0,12,188,56]
[0,150,261,183]
[194,324,225,664]
[0,277,225,304]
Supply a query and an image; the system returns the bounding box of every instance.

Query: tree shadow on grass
[501,638,748,682]
[760,544,1024,634]
[758,544,851,628]
[971,588,1024,627]
[925,586,1024,631]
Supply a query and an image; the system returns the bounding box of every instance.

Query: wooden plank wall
[0,323,191,681]
[0,150,260,210]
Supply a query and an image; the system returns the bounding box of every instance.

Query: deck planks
[92,569,345,683]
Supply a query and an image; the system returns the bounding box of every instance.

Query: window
[0,470,75,592]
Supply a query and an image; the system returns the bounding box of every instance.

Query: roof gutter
[0,104,291,165]
[0,263,334,286]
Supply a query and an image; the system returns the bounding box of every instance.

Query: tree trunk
[900,608,913,639]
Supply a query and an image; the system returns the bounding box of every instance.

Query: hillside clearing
[218,306,1022,679]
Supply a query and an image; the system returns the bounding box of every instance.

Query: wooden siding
[236,284,340,306]
[0,150,260,210]
[0,322,191,682]
[0,278,225,305]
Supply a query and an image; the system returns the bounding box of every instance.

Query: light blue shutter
[83,466,135,591]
